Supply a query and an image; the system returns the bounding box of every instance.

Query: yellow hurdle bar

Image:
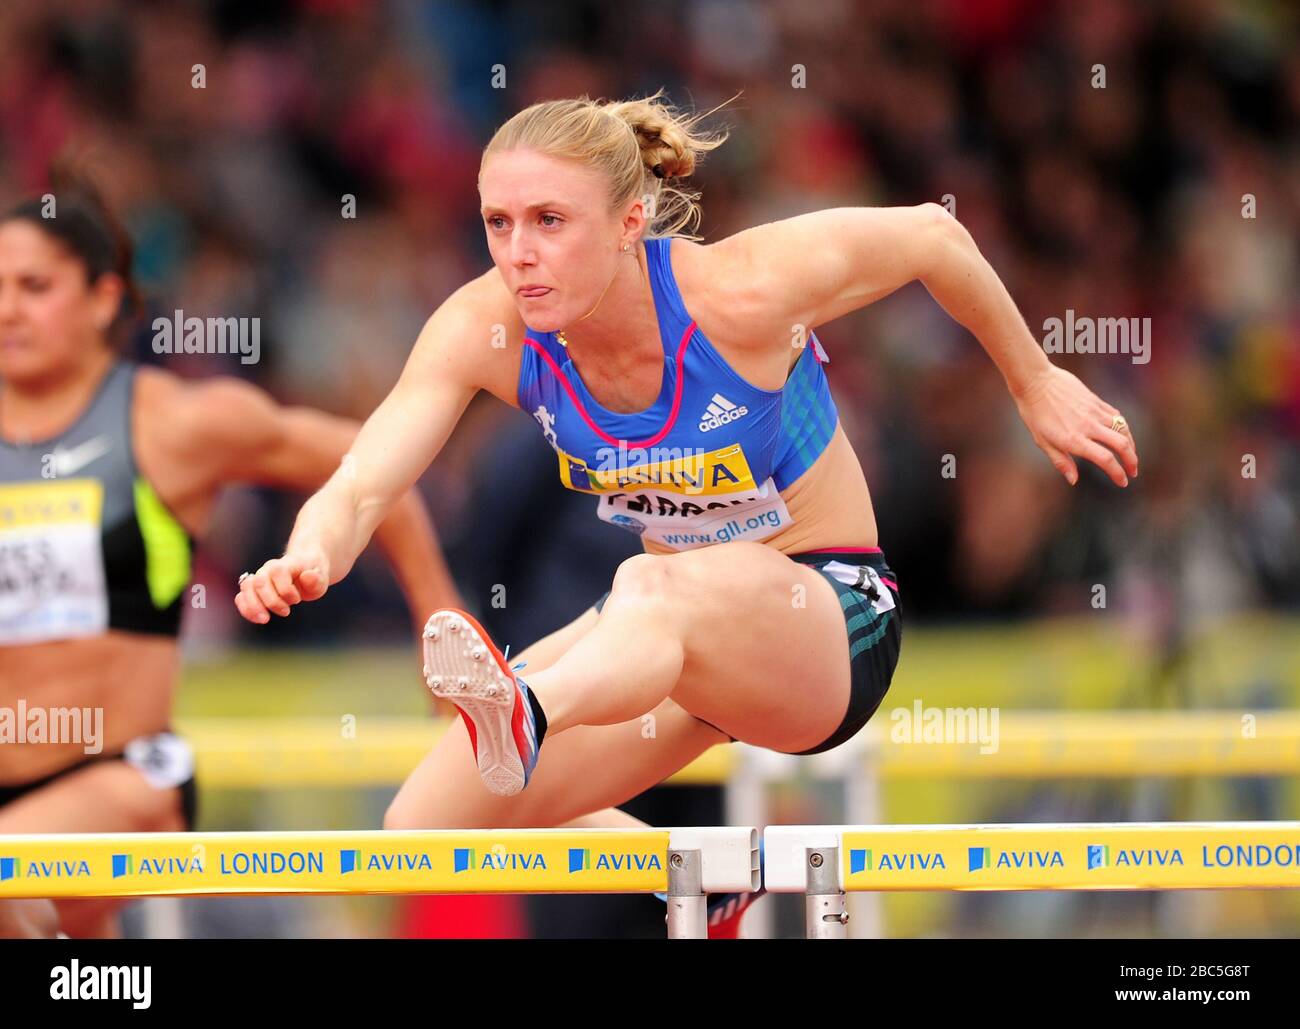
[177,711,1300,788]
[0,830,672,899]
[763,822,1300,892]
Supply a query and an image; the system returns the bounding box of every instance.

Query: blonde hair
[481,89,731,240]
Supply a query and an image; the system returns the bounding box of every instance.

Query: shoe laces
[501,643,527,675]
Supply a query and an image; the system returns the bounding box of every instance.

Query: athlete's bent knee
[608,553,673,601]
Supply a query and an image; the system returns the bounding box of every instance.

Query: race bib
[0,480,108,644]
[539,431,796,551]
[595,476,794,550]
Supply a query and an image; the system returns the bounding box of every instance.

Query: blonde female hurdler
[237,92,1139,936]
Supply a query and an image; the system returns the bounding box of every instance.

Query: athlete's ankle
[515,674,549,747]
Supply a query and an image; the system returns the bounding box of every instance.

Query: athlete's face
[0,220,120,385]
[479,149,635,331]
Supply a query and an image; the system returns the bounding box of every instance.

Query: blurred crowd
[1,0,1297,650]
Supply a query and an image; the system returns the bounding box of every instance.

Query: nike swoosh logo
[50,434,113,476]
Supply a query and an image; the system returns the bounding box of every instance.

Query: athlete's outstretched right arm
[235,278,512,624]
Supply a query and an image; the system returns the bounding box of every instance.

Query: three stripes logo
[568,848,591,873]
[698,393,749,432]
[1087,845,1109,870]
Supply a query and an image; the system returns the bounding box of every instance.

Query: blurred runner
[0,166,460,937]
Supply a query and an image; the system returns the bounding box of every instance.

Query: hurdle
[174,712,1300,940]
[722,710,1300,938]
[9,822,1297,939]
[0,827,759,939]
[764,822,1300,938]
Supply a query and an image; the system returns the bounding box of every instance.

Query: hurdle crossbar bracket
[667,826,759,893]
[804,845,848,940]
[666,849,706,940]
[766,826,841,893]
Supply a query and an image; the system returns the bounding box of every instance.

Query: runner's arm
[715,205,1138,485]
[235,290,490,622]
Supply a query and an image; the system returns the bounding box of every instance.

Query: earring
[622,243,630,252]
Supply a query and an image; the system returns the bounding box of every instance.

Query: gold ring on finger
[1110,415,1128,434]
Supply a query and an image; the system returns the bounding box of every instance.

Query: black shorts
[0,731,199,829]
[590,547,903,754]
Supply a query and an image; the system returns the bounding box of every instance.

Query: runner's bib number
[0,480,108,643]
[595,476,794,550]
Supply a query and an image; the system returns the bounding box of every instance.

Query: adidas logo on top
[698,393,749,432]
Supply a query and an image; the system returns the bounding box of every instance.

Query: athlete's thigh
[655,541,851,754]
[387,698,723,830]
[0,761,183,834]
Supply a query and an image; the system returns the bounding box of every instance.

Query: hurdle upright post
[665,847,707,939]
[805,845,848,939]
[842,732,884,938]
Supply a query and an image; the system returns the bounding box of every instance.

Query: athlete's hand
[1012,365,1139,487]
[234,550,331,623]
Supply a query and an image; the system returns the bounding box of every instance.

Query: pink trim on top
[523,321,695,449]
[810,332,830,364]
[817,546,882,554]
[879,577,898,591]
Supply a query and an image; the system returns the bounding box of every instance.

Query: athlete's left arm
[178,378,460,625]
[714,204,1139,488]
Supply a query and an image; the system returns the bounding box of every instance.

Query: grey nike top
[0,360,193,643]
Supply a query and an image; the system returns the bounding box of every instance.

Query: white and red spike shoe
[422,608,542,797]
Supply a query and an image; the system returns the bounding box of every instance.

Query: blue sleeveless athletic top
[517,236,839,550]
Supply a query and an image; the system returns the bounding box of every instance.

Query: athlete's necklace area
[554,244,642,349]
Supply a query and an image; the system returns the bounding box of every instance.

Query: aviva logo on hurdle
[340,849,433,874]
[568,848,663,873]
[969,847,1065,872]
[849,848,947,873]
[0,856,91,879]
[453,847,548,873]
[112,854,205,878]
[1087,845,1184,869]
